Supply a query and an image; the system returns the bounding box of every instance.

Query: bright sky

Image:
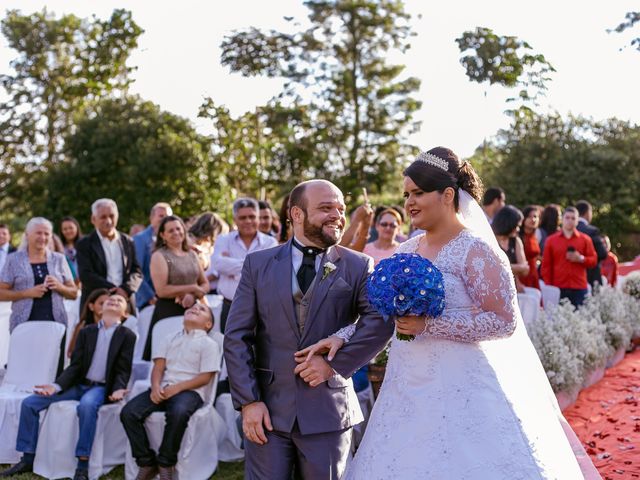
[1,0,638,158]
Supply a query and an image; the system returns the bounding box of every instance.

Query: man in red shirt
[541,206,597,307]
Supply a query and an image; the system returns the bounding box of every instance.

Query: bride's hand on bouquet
[295,335,345,363]
[395,315,427,336]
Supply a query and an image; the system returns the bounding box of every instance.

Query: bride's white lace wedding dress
[344,230,591,479]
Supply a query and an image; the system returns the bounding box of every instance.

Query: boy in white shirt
[120,303,221,480]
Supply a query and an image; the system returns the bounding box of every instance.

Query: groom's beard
[303,215,343,248]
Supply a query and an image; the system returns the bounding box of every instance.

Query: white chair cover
[523,286,542,305]
[33,402,126,480]
[540,282,561,312]
[134,305,155,361]
[32,331,139,479]
[205,294,223,334]
[517,293,540,326]
[214,393,244,462]
[0,301,12,371]
[124,321,227,479]
[0,321,66,463]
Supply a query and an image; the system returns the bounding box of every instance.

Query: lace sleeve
[421,239,518,342]
[332,323,357,343]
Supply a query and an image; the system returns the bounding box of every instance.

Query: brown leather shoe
[135,465,159,480]
[158,465,174,480]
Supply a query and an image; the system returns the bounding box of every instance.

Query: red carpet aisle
[564,349,640,479]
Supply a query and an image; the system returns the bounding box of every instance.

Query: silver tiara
[415,152,449,172]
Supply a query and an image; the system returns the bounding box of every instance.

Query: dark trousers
[120,389,203,467]
[244,422,351,480]
[560,288,589,307]
[220,298,232,333]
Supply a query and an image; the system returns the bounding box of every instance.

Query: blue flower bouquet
[367,253,446,341]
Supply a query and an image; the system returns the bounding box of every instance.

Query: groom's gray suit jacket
[224,240,393,435]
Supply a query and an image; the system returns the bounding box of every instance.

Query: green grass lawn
[0,462,245,479]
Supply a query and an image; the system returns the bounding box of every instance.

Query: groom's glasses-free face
[378,222,398,229]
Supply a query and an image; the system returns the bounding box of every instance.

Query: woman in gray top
[0,217,78,332]
[142,215,208,360]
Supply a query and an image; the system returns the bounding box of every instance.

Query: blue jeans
[560,288,589,308]
[16,384,106,457]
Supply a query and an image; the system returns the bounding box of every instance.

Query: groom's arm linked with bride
[223,237,393,478]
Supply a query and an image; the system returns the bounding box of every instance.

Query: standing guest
[0,217,77,333]
[541,207,597,307]
[133,203,173,310]
[601,235,619,287]
[120,303,220,480]
[0,223,16,274]
[129,224,146,237]
[519,205,542,289]
[0,294,135,480]
[538,204,562,252]
[270,209,281,238]
[60,216,83,284]
[67,288,110,357]
[258,201,275,237]
[77,199,142,313]
[481,187,506,223]
[143,216,209,361]
[340,203,375,252]
[212,198,278,332]
[576,200,608,289]
[188,212,228,271]
[363,208,403,266]
[278,194,293,244]
[391,205,408,242]
[492,206,529,292]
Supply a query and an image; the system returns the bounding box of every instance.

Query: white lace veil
[456,190,501,252]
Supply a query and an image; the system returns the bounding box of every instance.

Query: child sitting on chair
[0,293,135,480]
[120,302,221,480]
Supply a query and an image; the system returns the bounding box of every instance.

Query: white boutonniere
[322,262,337,280]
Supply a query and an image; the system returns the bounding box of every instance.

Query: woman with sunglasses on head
[363,208,403,266]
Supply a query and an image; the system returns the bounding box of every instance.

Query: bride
[298,147,598,479]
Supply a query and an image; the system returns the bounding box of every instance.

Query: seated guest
[0,223,16,274]
[0,293,135,480]
[0,217,77,333]
[492,206,529,292]
[481,187,506,223]
[77,198,142,313]
[519,205,542,289]
[134,203,173,310]
[363,208,403,266]
[212,198,277,332]
[601,235,619,287]
[143,216,209,361]
[67,288,110,357]
[59,216,83,284]
[541,207,598,307]
[120,303,221,480]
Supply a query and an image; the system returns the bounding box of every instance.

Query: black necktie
[293,239,324,294]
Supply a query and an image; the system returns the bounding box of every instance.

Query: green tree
[0,8,142,218]
[42,96,230,230]
[218,0,422,193]
[610,11,640,51]
[470,109,640,255]
[456,27,555,108]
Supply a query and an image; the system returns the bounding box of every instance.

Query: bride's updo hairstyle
[403,146,483,211]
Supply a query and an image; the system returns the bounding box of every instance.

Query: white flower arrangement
[623,271,640,301]
[526,285,640,394]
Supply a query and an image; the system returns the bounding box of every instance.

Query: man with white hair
[133,202,173,310]
[212,197,278,332]
[76,198,142,312]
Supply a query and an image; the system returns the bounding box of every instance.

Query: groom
[224,180,393,479]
